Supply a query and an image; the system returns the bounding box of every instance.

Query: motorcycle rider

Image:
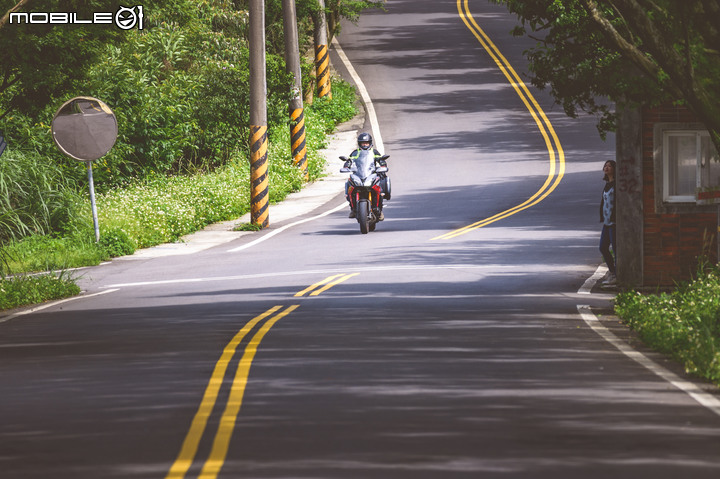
[344,132,390,219]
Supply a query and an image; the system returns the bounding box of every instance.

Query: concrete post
[250,0,269,228]
[282,0,308,179]
[314,0,331,99]
[616,105,644,287]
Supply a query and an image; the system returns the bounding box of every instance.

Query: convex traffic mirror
[51,97,118,242]
[52,96,117,161]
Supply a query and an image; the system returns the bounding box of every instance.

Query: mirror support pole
[86,161,100,243]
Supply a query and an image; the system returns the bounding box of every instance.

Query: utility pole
[282,0,308,179]
[249,0,269,228]
[314,0,331,99]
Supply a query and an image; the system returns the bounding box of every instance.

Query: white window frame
[653,123,719,214]
[662,130,707,203]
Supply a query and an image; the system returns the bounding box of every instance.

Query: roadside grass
[0,273,81,311]
[615,265,720,387]
[0,79,358,312]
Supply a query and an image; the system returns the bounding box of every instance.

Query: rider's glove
[344,160,352,168]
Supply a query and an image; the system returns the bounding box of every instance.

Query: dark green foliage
[493,0,720,145]
[1,1,290,184]
[78,2,298,183]
[493,0,662,137]
[1,0,381,183]
[615,267,720,385]
[0,0,126,119]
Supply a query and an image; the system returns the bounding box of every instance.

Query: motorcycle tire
[358,199,370,234]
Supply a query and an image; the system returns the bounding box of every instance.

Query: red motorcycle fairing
[348,184,383,210]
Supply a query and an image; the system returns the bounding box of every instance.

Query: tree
[0,0,31,29]
[0,0,126,120]
[494,0,720,153]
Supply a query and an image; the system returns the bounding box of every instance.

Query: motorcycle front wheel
[357,199,370,234]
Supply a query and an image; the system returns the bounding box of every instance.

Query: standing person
[599,160,617,286]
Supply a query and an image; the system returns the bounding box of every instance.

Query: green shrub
[98,227,136,257]
[308,80,359,127]
[0,274,81,311]
[615,267,720,385]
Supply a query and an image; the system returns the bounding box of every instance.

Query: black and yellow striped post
[249,0,269,228]
[314,0,331,99]
[315,43,331,99]
[282,0,308,180]
[290,106,308,179]
[250,125,269,227]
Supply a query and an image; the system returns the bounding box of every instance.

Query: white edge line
[331,36,384,153]
[0,288,119,323]
[577,305,720,417]
[227,202,347,253]
[578,264,608,294]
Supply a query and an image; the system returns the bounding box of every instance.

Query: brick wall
[641,105,718,287]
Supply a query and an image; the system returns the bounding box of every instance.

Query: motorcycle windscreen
[353,149,376,181]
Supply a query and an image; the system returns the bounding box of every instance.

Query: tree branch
[605,0,720,155]
[579,1,671,85]
[607,1,719,108]
[0,72,19,94]
[0,0,34,30]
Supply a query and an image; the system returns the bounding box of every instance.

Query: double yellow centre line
[165,305,298,479]
[433,0,565,241]
[294,273,360,297]
[165,273,358,479]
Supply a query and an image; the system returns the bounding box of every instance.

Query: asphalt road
[2,1,720,478]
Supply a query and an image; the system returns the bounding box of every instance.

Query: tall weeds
[0,148,81,243]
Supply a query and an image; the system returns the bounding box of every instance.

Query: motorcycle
[340,150,390,234]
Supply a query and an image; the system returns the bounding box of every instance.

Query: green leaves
[0,0,126,118]
[616,267,720,385]
[495,0,720,149]
[0,273,81,310]
[0,148,80,241]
